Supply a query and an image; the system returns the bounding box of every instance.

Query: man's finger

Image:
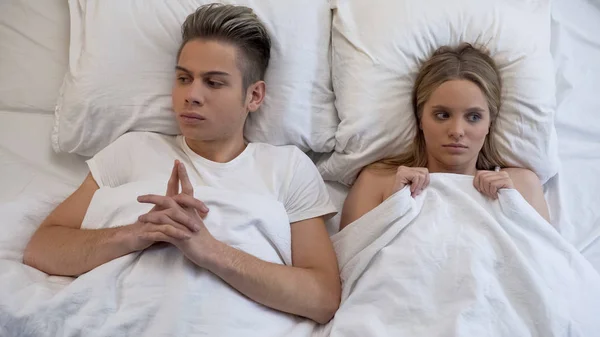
[145,225,190,242]
[139,211,198,232]
[173,194,209,214]
[138,195,179,209]
[166,160,180,197]
[178,162,194,196]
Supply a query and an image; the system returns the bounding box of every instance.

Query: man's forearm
[193,240,340,324]
[23,225,135,277]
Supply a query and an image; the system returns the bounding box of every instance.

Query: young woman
[340,43,550,229]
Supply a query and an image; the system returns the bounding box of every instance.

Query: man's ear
[246,81,266,113]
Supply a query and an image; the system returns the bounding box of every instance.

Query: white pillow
[318,0,558,185]
[54,0,337,157]
[0,0,69,113]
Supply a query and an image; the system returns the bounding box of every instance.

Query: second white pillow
[319,0,558,185]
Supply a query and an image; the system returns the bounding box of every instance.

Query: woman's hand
[473,169,514,199]
[393,166,430,197]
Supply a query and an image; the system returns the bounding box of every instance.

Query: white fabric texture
[0,181,316,337]
[53,0,337,157]
[0,0,69,113]
[314,174,600,337]
[546,0,600,251]
[319,0,558,185]
[87,132,337,224]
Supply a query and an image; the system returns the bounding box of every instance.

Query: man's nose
[185,82,205,106]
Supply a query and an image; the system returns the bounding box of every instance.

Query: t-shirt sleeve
[86,133,135,188]
[284,148,338,223]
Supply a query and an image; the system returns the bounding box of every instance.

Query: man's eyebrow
[175,66,230,77]
[175,66,192,74]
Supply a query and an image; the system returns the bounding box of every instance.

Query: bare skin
[23,39,340,324]
[340,80,550,230]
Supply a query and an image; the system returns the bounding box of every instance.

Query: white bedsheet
[316,175,600,337]
[547,0,600,253]
[0,111,87,203]
[0,180,316,337]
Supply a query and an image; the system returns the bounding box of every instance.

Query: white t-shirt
[87,132,337,223]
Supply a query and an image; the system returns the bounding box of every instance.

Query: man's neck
[185,135,247,163]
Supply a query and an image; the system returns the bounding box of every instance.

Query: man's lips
[180,113,206,120]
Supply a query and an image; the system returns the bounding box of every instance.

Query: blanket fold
[0,180,315,337]
[316,173,600,337]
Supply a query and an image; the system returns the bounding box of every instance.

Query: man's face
[172,39,257,142]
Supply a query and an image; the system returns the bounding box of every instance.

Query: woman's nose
[448,121,465,139]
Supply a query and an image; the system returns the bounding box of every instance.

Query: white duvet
[315,174,600,337]
[0,181,315,337]
[2,175,599,337]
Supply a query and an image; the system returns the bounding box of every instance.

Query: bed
[1,0,599,334]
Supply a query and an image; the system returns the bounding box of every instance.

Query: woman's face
[420,79,491,172]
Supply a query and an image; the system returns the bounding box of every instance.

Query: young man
[23,4,340,324]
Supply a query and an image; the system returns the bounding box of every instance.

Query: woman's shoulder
[339,166,396,230]
[501,167,542,189]
[358,166,397,193]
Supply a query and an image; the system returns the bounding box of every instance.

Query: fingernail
[202,206,209,213]
[194,224,201,232]
[184,234,191,240]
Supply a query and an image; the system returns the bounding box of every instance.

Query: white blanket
[0,181,315,337]
[315,174,600,337]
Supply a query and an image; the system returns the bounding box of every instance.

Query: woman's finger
[166,160,180,197]
[487,179,498,199]
[414,172,426,195]
[173,194,209,214]
[410,173,421,195]
[473,171,484,193]
[178,162,194,196]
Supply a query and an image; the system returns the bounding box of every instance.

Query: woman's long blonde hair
[374,43,506,171]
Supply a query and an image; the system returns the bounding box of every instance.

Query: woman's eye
[435,112,450,120]
[467,113,482,122]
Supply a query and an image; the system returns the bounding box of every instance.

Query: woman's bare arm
[504,168,551,222]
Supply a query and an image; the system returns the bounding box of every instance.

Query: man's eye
[207,80,223,88]
[178,77,191,84]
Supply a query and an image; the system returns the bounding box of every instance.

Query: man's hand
[134,161,215,265]
[135,160,340,323]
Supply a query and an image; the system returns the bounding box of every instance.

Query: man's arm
[23,169,200,277]
[23,174,133,276]
[189,216,341,324]
[138,162,341,323]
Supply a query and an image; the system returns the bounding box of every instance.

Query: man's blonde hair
[178,3,271,90]
[374,43,506,171]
